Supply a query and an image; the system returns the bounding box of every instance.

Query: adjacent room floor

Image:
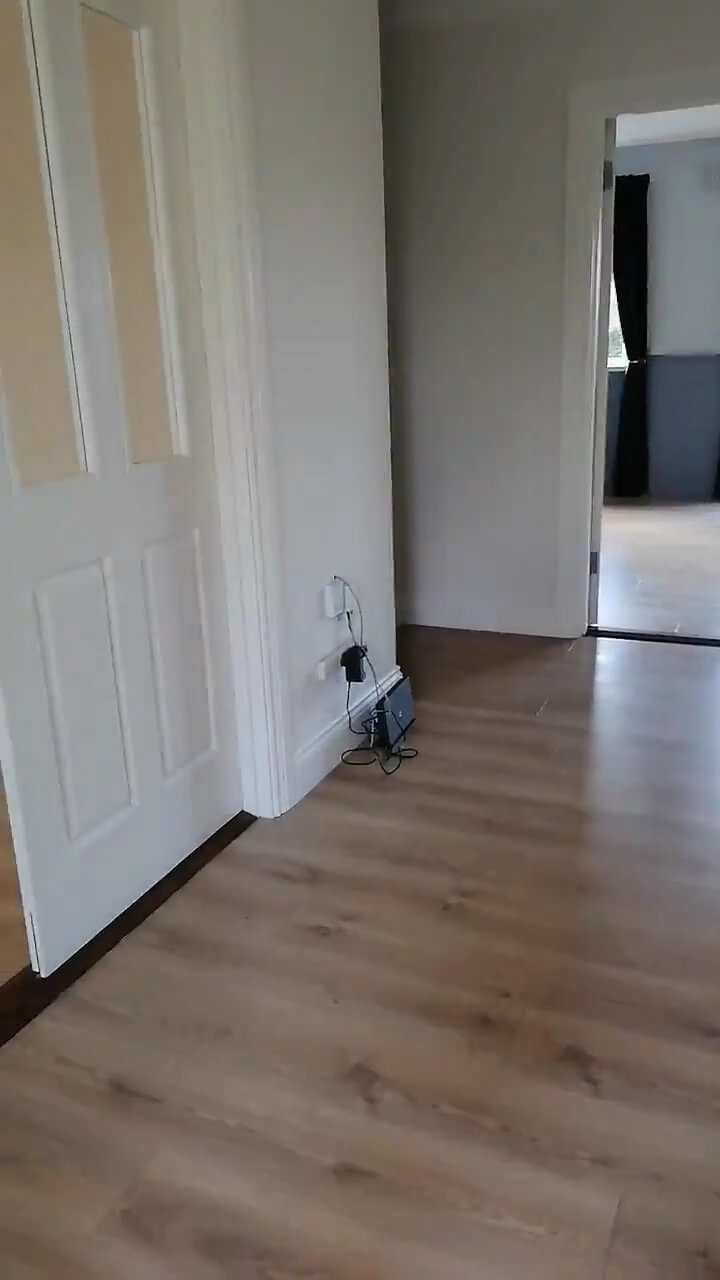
[0,787,27,985]
[599,501,720,637]
[2,627,720,1277]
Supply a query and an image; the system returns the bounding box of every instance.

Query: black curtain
[613,174,650,498]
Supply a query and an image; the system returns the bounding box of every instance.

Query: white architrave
[176,0,293,817]
[558,65,720,637]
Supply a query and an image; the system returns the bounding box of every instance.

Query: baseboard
[293,665,403,805]
[404,604,583,641]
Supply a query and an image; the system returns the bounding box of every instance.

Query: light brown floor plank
[599,501,720,637]
[604,1183,720,1279]
[0,787,28,983]
[2,628,720,1275]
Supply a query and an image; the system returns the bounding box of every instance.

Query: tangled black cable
[336,577,417,776]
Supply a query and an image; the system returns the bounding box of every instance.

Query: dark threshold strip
[588,626,720,649]
[0,809,255,1050]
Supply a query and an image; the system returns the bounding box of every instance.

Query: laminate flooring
[598,501,720,637]
[2,628,720,1277]
[0,787,27,984]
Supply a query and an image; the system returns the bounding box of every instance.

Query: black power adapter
[340,644,366,684]
[336,576,417,776]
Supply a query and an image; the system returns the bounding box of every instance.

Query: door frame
[587,118,617,629]
[558,65,720,638]
[176,0,292,817]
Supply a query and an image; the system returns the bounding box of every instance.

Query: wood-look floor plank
[93,1123,612,1280]
[2,627,720,1275]
[599,501,720,638]
[0,787,27,983]
[604,1183,720,1278]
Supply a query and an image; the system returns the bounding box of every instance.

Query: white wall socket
[315,649,343,682]
[323,579,345,619]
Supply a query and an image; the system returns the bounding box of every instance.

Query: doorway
[557,69,720,639]
[590,105,720,641]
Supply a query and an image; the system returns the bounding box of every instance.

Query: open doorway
[595,106,720,640]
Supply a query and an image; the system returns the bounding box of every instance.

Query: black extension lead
[335,577,417,777]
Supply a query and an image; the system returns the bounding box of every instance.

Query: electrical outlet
[323,579,345,620]
[315,649,343,682]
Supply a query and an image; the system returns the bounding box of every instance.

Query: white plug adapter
[323,579,346,619]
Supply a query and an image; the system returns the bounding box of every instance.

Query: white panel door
[0,0,242,974]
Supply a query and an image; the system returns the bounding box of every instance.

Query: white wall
[245,0,397,796]
[617,137,720,356]
[382,0,720,633]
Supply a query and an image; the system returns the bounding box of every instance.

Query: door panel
[35,559,134,841]
[0,0,242,975]
[142,531,214,778]
[0,0,84,487]
[82,4,177,465]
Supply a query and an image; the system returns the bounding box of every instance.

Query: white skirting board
[293,665,404,807]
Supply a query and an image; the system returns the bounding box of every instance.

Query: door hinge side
[603,160,614,192]
[590,550,600,576]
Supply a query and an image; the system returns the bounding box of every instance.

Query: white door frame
[587,118,617,629]
[558,65,720,638]
[176,0,293,818]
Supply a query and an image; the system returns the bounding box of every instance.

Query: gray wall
[606,137,720,499]
[607,360,720,499]
[382,1,720,634]
[619,137,720,355]
[605,369,624,495]
[246,0,396,761]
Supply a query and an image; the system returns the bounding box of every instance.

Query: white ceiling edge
[381,0,565,28]
[617,105,720,148]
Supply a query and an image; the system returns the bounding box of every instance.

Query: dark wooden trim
[0,810,255,1050]
[588,626,720,649]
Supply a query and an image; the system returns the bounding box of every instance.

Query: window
[607,277,628,369]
